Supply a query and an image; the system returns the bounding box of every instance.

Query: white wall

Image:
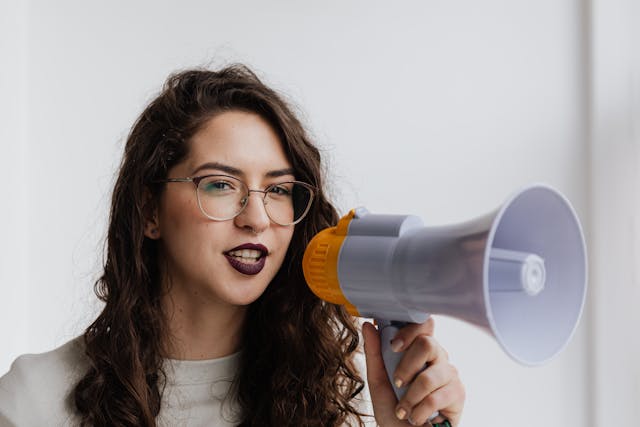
[0,0,29,380]
[2,0,631,425]
[589,0,640,424]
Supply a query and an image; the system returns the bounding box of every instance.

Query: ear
[144,216,161,240]
[143,187,161,240]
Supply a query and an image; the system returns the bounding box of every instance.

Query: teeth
[228,249,263,259]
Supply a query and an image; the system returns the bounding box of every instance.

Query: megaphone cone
[388,184,587,365]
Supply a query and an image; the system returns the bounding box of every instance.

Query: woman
[0,65,465,426]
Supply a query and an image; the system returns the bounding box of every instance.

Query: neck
[161,286,247,361]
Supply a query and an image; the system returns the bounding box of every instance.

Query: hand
[362,318,465,426]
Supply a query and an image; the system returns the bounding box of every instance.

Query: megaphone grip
[377,319,440,423]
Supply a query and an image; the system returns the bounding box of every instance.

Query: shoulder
[0,337,88,427]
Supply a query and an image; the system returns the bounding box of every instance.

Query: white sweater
[0,338,375,426]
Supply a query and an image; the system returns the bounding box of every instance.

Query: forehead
[184,110,293,177]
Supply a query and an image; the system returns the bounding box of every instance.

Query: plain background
[1,1,638,426]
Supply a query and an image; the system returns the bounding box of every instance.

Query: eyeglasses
[155,174,316,226]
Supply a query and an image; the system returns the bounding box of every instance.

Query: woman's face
[151,110,296,307]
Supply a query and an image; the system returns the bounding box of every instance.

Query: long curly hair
[71,65,367,426]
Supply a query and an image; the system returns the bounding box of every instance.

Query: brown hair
[72,65,366,426]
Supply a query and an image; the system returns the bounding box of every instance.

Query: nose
[234,191,270,234]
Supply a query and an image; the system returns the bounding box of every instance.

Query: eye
[268,184,293,197]
[200,177,237,194]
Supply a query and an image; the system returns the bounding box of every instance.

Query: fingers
[401,370,465,426]
[362,321,385,386]
[391,320,465,427]
[392,335,447,389]
[362,322,399,423]
[364,320,465,427]
[389,317,435,352]
[400,358,457,404]
[415,379,466,426]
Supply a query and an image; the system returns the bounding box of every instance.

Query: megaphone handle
[377,318,440,423]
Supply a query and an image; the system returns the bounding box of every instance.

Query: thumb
[362,321,400,423]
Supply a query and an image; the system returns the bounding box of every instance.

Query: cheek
[280,227,295,249]
[274,228,295,265]
[159,192,205,244]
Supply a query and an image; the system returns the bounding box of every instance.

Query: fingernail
[395,407,407,420]
[394,377,403,388]
[390,338,404,352]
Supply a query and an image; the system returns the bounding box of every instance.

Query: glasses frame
[155,174,316,226]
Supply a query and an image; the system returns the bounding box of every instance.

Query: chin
[225,281,271,307]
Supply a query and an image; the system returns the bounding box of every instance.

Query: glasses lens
[197,175,247,220]
[265,182,314,225]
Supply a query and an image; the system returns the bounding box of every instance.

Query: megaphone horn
[303,184,587,399]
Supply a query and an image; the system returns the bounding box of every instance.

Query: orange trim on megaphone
[302,210,360,316]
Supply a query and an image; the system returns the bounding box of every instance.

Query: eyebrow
[191,162,296,179]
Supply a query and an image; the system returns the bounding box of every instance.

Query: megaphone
[302,184,587,400]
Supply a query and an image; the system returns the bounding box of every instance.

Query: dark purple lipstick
[224,243,268,276]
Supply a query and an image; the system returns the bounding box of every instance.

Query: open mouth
[224,243,268,275]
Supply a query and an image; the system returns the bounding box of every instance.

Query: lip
[224,243,269,276]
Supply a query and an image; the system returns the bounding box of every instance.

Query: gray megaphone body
[302,184,587,401]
